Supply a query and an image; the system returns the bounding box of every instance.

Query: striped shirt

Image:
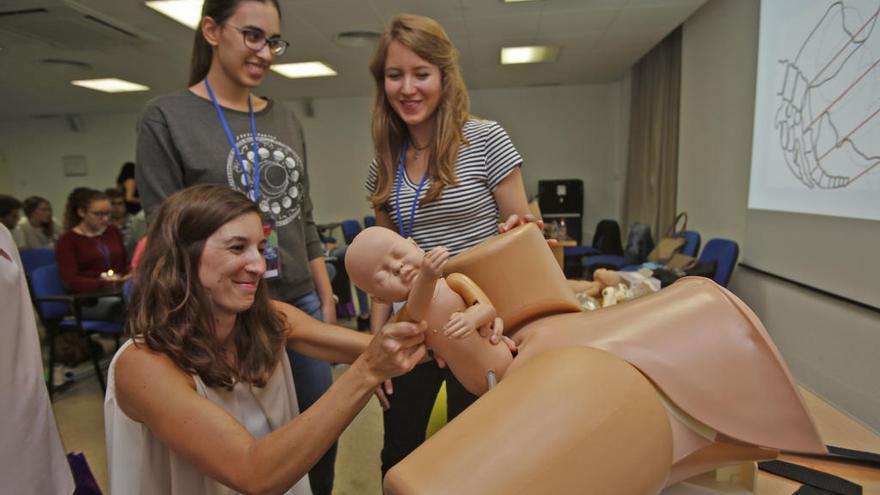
[366,119,522,255]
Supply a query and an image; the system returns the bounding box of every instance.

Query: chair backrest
[592,220,623,255]
[678,230,701,257]
[623,223,654,261]
[29,264,70,320]
[341,219,362,245]
[698,238,739,287]
[20,247,56,274]
[363,215,376,228]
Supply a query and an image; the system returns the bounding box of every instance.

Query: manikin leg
[384,347,674,495]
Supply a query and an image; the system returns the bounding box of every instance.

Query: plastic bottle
[559,219,567,241]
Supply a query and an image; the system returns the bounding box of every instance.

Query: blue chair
[363,215,376,228]
[583,223,654,276]
[696,238,739,287]
[20,248,56,274]
[563,220,623,278]
[619,229,701,272]
[341,219,362,245]
[29,264,124,396]
[680,230,702,257]
[564,219,623,258]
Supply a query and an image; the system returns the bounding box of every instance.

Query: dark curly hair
[62,188,107,232]
[127,184,286,389]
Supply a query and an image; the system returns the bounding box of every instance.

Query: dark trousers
[380,360,478,475]
[79,296,125,322]
[286,292,336,495]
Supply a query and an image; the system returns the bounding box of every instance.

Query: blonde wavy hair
[368,13,471,208]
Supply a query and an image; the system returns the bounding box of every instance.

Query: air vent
[336,30,381,48]
[0,0,154,49]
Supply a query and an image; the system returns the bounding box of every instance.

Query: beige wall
[0,113,139,214]
[679,0,880,432]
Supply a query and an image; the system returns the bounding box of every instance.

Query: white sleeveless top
[104,340,312,495]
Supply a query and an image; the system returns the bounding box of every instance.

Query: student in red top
[55,188,130,320]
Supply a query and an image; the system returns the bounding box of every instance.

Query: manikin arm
[442,273,500,339]
[405,247,448,321]
[443,304,498,339]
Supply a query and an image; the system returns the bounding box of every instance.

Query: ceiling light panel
[71,78,150,93]
[271,62,337,79]
[501,45,560,64]
[145,0,204,30]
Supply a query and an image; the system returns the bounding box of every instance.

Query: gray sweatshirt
[136,89,323,302]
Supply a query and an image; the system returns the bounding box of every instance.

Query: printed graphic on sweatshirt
[226,132,304,227]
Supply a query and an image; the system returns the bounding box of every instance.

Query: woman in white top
[106,184,426,495]
[13,196,62,251]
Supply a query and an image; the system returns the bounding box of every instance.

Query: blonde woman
[365,14,539,474]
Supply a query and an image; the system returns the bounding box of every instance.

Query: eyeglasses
[88,210,112,218]
[226,23,289,56]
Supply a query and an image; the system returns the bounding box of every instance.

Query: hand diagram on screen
[774,1,880,189]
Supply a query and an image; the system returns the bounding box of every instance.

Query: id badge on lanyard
[205,78,281,280]
[262,218,281,279]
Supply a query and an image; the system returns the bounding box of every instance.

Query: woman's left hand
[498,213,556,245]
[498,213,544,234]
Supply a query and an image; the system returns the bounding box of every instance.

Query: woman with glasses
[55,187,129,320]
[135,1,338,492]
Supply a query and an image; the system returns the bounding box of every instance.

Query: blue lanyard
[91,236,111,270]
[204,79,261,202]
[394,141,430,238]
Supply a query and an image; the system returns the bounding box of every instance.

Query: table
[665,388,880,494]
[549,240,577,270]
[758,389,880,494]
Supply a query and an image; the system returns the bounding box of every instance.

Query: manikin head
[346,226,425,304]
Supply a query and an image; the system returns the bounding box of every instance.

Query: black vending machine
[538,179,583,244]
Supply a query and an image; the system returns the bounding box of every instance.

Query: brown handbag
[647,212,688,263]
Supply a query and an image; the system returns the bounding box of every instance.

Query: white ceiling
[0,0,707,121]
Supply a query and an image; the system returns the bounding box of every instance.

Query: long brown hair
[189,0,282,86]
[63,188,106,232]
[23,196,55,237]
[368,14,471,209]
[127,185,286,389]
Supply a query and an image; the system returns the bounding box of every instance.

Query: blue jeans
[286,291,335,495]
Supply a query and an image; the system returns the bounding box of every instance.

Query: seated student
[55,188,129,321]
[346,226,514,396]
[105,188,131,247]
[0,194,22,231]
[106,184,426,495]
[13,196,62,250]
